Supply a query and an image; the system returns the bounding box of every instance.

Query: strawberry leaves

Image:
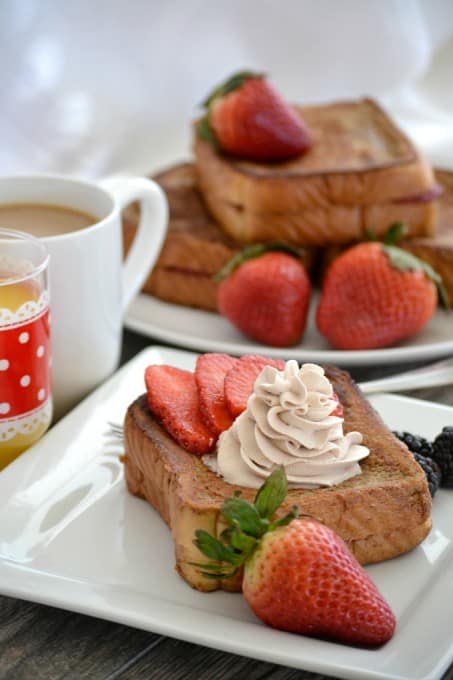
[254,464,288,518]
[363,223,448,307]
[215,242,303,282]
[193,467,299,577]
[222,496,267,537]
[383,244,449,307]
[383,221,407,245]
[201,70,264,108]
[194,530,243,564]
[197,116,219,149]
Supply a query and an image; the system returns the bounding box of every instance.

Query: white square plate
[0,346,452,680]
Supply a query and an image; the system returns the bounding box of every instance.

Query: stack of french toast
[123,94,453,313]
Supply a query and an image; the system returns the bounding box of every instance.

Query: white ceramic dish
[1,346,452,680]
[124,295,453,366]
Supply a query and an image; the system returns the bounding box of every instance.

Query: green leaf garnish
[254,466,289,519]
[192,467,301,581]
[188,560,239,579]
[230,529,258,553]
[269,506,300,531]
[221,497,266,537]
[384,222,407,245]
[193,529,243,565]
[197,115,219,149]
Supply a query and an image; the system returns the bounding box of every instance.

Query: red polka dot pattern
[0,309,51,418]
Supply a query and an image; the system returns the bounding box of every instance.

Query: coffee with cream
[0,203,97,237]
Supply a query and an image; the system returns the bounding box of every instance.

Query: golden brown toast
[194,98,437,246]
[123,164,453,310]
[123,364,432,592]
[122,164,317,311]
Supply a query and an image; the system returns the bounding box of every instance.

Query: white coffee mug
[0,174,167,417]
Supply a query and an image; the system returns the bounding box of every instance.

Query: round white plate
[125,293,453,366]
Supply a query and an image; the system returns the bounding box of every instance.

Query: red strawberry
[316,242,441,350]
[224,355,285,417]
[198,71,312,161]
[242,518,395,645]
[145,365,215,455]
[194,468,396,647]
[217,247,311,347]
[195,353,238,436]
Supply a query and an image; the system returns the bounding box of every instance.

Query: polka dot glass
[0,229,51,469]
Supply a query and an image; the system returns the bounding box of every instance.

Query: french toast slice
[194,98,437,245]
[122,163,317,310]
[123,364,432,592]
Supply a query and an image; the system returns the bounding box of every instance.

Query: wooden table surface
[1,329,453,680]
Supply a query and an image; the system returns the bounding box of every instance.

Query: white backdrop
[1,0,453,178]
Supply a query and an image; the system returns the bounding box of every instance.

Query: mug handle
[100,176,168,311]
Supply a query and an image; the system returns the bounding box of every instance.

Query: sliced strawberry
[331,391,344,418]
[224,355,285,417]
[145,365,215,455]
[195,353,238,436]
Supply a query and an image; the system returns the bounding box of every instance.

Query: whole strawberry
[217,245,311,347]
[194,468,396,647]
[198,71,312,161]
[316,242,443,350]
[243,519,395,645]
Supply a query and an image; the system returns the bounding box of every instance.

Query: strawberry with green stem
[217,243,311,347]
[316,225,447,350]
[198,71,312,161]
[194,468,396,646]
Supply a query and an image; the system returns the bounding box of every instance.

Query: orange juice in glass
[0,229,51,469]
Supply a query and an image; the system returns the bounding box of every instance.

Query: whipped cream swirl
[206,361,369,489]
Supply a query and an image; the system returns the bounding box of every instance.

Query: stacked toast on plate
[123,99,452,312]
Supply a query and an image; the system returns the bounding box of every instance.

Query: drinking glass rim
[0,228,50,286]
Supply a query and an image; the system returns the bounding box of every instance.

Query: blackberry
[432,426,453,488]
[412,452,441,497]
[393,431,433,458]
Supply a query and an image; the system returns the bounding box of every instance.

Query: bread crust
[194,98,436,245]
[122,163,317,310]
[123,365,432,592]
